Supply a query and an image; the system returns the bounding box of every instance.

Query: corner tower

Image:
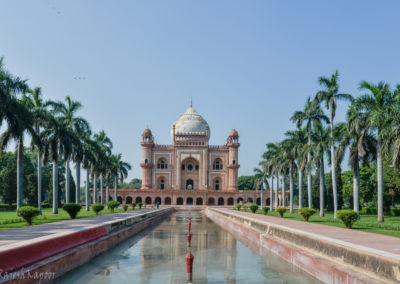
[226,129,240,191]
[140,128,154,189]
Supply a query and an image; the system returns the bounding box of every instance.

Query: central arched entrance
[187,197,193,205]
[186,179,194,190]
[180,157,200,190]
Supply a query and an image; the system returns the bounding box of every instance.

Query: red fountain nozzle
[185,251,194,281]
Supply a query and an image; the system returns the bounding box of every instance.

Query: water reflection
[56,211,321,284]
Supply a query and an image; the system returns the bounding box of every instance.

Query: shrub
[17,206,40,225]
[299,208,316,222]
[41,202,50,208]
[361,207,377,215]
[391,208,400,216]
[276,207,287,218]
[62,203,82,219]
[132,203,137,210]
[341,205,350,210]
[107,201,120,213]
[235,204,242,211]
[337,209,359,229]
[123,205,129,212]
[92,203,104,215]
[137,202,143,209]
[262,207,269,215]
[249,204,258,213]
[243,204,249,211]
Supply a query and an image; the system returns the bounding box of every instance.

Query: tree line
[0,57,131,213]
[254,71,400,222]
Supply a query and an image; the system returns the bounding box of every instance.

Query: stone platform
[205,208,400,284]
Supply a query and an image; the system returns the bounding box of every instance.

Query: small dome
[229,129,239,137]
[142,128,152,137]
[171,104,210,140]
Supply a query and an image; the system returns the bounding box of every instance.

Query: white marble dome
[171,104,210,140]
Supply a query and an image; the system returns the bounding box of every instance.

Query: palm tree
[336,105,376,213]
[41,113,79,213]
[314,71,353,218]
[50,96,89,204]
[25,87,49,213]
[114,153,131,201]
[383,85,400,170]
[253,167,269,209]
[0,58,38,208]
[281,137,298,213]
[94,130,113,204]
[284,128,307,209]
[262,143,281,209]
[309,123,330,216]
[291,97,328,208]
[353,81,394,222]
[79,132,100,210]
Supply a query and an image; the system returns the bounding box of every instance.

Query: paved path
[0,209,155,247]
[217,208,400,257]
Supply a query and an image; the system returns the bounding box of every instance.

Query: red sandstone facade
[92,103,285,206]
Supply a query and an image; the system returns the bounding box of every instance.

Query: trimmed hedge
[276,207,287,218]
[17,206,40,225]
[92,203,104,215]
[299,208,316,222]
[235,204,242,211]
[137,202,143,209]
[249,204,258,213]
[106,201,120,213]
[62,203,82,219]
[391,208,400,216]
[132,203,137,210]
[361,207,377,215]
[337,209,359,229]
[262,206,269,215]
[123,205,129,212]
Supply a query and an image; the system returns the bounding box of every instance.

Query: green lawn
[0,206,144,230]
[239,209,400,238]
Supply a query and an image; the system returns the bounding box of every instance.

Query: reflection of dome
[171,104,210,140]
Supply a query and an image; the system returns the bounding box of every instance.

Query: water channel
[56,210,321,283]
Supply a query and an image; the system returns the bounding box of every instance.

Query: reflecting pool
[56,211,321,283]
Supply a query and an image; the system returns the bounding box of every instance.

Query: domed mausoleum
[93,103,276,206]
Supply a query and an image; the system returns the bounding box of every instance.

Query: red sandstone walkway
[217,208,400,258]
[0,209,155,247]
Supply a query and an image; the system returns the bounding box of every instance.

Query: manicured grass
[0,206,143,230]
[237,208,400,238]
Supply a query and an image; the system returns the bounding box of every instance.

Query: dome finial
[190,97,192,108]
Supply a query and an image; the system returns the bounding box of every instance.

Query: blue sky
[1,1,400,179]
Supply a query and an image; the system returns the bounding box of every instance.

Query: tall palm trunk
[289,168,294,213]
[270,176,274,210]
[37,152,42,214]
[52,160,58,214]
[330,119,338,218]
[100,174,104,204]
[377,138,384,222]
[319,155,325,217]
[353,155,360,213]
[106,184,110,203]
[298,170,303,209]
[114,176,118,201]
[307,136,312,208]
[85,170,90,211]
[275,172,279,208]
[16,137,23,209]
[65,159,70,203]
[282,175,286,208]
[260,181,264,209]
[76,161,80,204]
[93,173,97,204]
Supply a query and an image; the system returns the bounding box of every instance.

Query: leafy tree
[238,176,255,190]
